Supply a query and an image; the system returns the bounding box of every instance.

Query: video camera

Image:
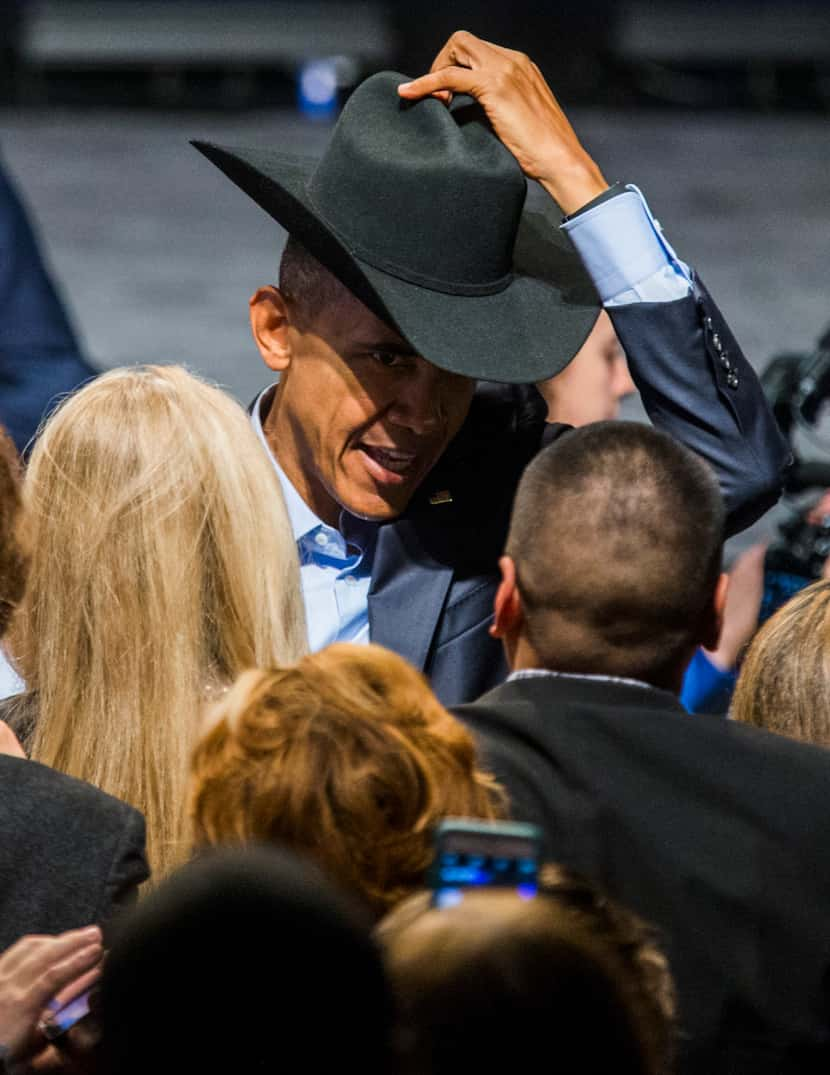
[759,324,830,621]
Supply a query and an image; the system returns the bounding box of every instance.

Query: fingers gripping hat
[193,71,599,383]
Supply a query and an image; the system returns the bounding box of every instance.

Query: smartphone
[40,987,93,1040]
[429,818,542,909]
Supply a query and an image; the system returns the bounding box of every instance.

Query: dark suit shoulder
[457,675,830,1071]
[404,383,549,573]
[0,755,149,948]
[459,674,830,841]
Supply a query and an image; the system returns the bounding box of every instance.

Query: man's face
[536,311,635,427]
[264,289,475,526]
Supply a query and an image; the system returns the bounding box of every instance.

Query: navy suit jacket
[0,157,96,453]
[363,272,790,705]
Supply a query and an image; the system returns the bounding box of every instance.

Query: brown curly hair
[0,428,28,639]
[189,643,505,917]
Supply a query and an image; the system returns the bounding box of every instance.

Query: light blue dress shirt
[251,388,376,652]
[252,185,692,653]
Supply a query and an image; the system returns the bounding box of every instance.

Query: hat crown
[307,72,527,293]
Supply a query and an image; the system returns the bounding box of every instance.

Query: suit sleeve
[0,157,96,453]
[563,184,791,538]
[95,804,150,930]
[607,274,791,537]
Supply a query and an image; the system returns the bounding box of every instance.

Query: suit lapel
[368,516,453,673]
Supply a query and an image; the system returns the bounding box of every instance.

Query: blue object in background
[0,156,96,454]
[681,647,737,715]
[297,59,339,120]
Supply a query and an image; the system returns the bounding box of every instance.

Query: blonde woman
[731,578,830,748]
[5,365,306,881]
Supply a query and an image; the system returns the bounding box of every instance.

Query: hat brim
[193,141,600,383]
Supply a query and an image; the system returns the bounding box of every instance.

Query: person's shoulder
[718,717,830,791]
[0,753,142,827]
[403,383,549,566]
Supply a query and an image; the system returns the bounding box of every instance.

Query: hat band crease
[305,186,515,297]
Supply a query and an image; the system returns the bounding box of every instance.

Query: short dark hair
[100,847,393,1075]
[380,888,658,1075]
[0,427,28,638]
[506,422,724,681]
[278,235,351,326]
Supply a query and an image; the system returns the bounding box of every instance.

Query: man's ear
[702,571,730,651]
[250,286,293,373]
[490,556,524,640]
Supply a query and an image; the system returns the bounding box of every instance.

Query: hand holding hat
[398,31,608,216]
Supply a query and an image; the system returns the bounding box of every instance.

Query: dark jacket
[455,673,830,1075]
[0,753,149,949]
[0,158,96,453]
[364,272,790,705]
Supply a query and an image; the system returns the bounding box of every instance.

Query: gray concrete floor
[2,104,829,549]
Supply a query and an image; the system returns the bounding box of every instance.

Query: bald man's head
[505,423,725,685]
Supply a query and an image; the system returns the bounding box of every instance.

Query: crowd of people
[1,28,829,1075]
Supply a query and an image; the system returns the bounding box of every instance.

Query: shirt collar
[251,384,324,543]
[507,668,654,692]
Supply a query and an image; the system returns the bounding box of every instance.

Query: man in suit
[0,424,149,951]
[194,31,789,705]
[0,156,96,454]
[455,421,830,1074]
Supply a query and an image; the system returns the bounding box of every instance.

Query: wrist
[704,640,740,673]
[539,155,608,216]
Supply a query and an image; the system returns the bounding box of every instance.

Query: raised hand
[398,31,608,215]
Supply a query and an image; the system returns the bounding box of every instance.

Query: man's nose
[388,367,442,435]
[613,355,636,402]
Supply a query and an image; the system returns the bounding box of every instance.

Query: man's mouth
[357,443,420,484]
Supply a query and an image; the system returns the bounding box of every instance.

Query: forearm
[607,275,791,536]
[561,185,791,536]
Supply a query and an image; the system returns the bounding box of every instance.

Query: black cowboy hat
[193,71,599,383]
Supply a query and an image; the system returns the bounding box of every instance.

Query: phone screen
[42,988,92,1040]
[431,822,540,908]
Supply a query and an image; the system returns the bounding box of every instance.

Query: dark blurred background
[1,0,828,515]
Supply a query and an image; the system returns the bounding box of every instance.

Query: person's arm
[0,158,97,454]
[563,184,790,535]
[95,807,150,925]
[0,927,101,1074]
[398,34,791,536]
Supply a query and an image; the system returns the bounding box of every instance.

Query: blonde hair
[730,578,830,747]
[190,643,505,917]
[11,365,306,881]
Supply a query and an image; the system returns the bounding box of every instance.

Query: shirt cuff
[561,184,692,307]
[680,647,737,715]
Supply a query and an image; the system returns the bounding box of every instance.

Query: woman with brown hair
[730,578,830,747]
[5,365,307,882]
[190,642,504,917]
[377,881,675,1075]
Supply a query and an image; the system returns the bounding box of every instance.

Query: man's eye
[370,351,406,368]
